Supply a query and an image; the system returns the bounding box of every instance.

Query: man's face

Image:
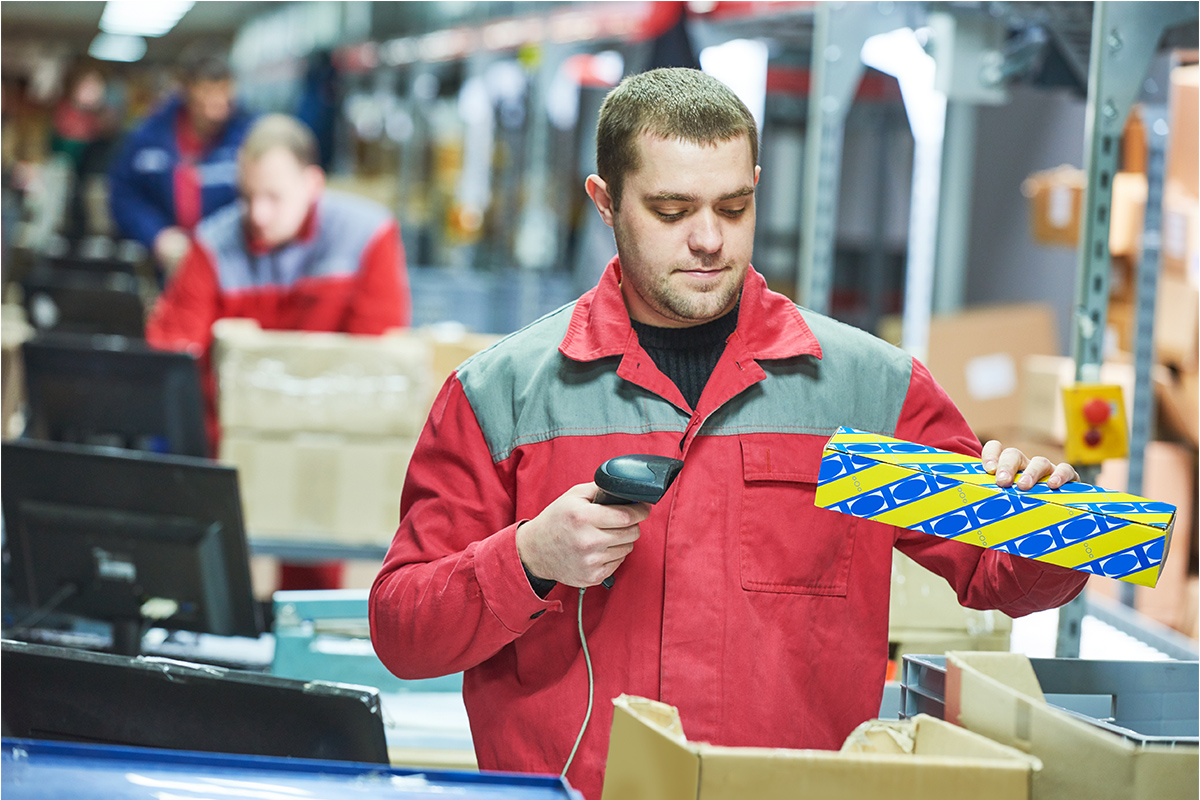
[589,132,759,328]
[240,147,323,250]
[184,78,233,135]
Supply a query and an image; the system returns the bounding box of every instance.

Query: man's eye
[722,206,748,217]
[655,209,686,221]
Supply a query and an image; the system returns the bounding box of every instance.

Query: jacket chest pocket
[739,435,857,596]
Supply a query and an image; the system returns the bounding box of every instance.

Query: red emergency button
[1083,397,1112,426]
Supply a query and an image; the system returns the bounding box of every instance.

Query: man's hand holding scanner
[516,483,651,589]
[982,440,1078,491]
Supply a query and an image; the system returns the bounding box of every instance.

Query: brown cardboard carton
[1023,166,1084,247]
[890,550,1014,636]
[422,326,502,412]
[220,430,415,545]
[945,651,1199,800]
[601,695,1039,800]
[1156,365,1198,447]
[212,318,433,437]
[1154,272,1199,370]
[1109,172,1147,258]
[1167,64,1199,199]
[1097,443,1197,632]
[924,303,1059,442]
[1161,181,1198,280]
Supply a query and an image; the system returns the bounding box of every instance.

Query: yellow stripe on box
[950,503,1084,549]
[1035,523,1163,570]
[815,459,916,507]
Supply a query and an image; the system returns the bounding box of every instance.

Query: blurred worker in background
[147,113,412,590]
[108,42,254,278]
[370,68,1088,800]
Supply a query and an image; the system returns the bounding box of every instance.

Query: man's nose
[688,210,723,254]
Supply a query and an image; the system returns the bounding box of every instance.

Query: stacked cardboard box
[213,320,498,547]
[213,319,433,545]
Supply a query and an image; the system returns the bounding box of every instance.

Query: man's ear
[585,174,616,227]
[306,165,326,200]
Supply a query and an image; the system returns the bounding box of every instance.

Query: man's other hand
[515,482,651,588]
[153,226,192,275]
[981,440,1078,491]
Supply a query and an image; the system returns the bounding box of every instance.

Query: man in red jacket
[370,69,1085,800]
[148,113,411,589]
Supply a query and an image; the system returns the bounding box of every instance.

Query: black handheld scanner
[593,454,684,588]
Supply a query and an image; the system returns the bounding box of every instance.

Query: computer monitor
[1,640,390,764]
[22,269,145,338]
[22,332,209,458]
[1,440,262,655]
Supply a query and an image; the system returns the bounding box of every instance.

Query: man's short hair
[595,67,758,209]
[178,40,233,84]
[240,114,320,168]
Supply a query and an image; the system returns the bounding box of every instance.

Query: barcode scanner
[592,454,684,588]
[562,453,685,778]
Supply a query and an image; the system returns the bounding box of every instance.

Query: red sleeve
[345,220,412,334]
[145,242,222,357]
[369,375,560,680]
[892,359,1088,617]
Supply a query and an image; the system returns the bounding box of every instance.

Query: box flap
[822,427,1175,531]
[601,695,699,800]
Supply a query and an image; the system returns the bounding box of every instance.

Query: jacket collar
[244,198,321,256]
[559,256,823,364]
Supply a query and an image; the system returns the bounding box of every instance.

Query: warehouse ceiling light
[88,32,147,63]
[100,0,195,38]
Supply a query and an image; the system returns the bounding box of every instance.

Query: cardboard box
[1108,172,1147,258]
[421,325,502,409]
[1096,443,1197,633]
[601,695,1040,800]
[1156,365,1198,447]
[1023,166,1084,247]
[1161,181,1199,281]
[815,427,1177,587]
[890,550,1014,635]
[1167,64,1198,199]
[212,318,434,437]
[1106,298,1134,355]
[925,303,1059,442]
[220,430,415,545]
[1154,272,1199,370]
[945,651,1199,800]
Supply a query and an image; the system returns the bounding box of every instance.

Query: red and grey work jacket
[370,261,1086,800]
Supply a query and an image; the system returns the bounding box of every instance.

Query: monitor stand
[110,618,147,657]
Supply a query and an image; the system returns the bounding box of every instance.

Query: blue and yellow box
[814,427,1176,587]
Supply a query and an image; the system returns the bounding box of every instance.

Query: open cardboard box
[601,694,1040,800]
[945,652,1199,800]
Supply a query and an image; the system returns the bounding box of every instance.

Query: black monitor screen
[22,270,145,338]
[1,640,389,764]
[22,333,209,458]
[2,440,261,653]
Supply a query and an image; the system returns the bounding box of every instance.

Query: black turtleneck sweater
[631,304,739,410]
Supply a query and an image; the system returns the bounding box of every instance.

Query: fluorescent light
[100,0,195,38]
[88,32,147,62]
[700,39,769,132]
